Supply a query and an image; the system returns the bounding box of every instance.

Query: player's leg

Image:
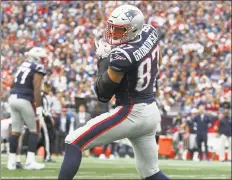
[58,105,134,179]
[203,134,209,160]
[129,134,170,180]
[197,135,203,160]
[7,96,23,170]
[19,99,44,169]
[219,134,226,161]
[228,136,231,161]
[46,117,56,162]
[189,134,194,160]
[109,142,117,159]
[99,144,108,159]
[16,133,24,169]
[41,118,51,161]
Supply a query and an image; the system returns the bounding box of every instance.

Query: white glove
[95,38,111,58]
[36,106,43,119]
[36,106,45,127]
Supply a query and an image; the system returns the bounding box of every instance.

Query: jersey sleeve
[109,48,133,73]
[35,64,47,75]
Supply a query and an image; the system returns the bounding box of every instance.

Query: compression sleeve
[94,71,119,103]
[97,56,109,77]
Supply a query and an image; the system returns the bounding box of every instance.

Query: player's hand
[39,117,45,128]
[36,106,44,126]
[36,107,43,119]
[95,38,111,59]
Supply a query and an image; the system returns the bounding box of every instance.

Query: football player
[7,47,48,170]
[58,4,170,180]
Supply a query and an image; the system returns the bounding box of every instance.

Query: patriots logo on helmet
[124,10,138,22]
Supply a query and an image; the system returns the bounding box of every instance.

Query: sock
[9,135,20,153]
[16,155,21,163]
[26,152,35,164]
[145,171,170,180]
[58,143,82,180]
[28,133,38,153]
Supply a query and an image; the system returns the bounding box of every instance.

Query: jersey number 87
[135,45,159,92]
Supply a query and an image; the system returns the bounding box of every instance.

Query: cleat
[25,161,45,170]
[16,162,24,169]
[99,154,106,160]
[7,163,16,170]
[109,154,115,160]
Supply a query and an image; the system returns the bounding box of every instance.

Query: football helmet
[104,4,144,45]
[25,47,48,67]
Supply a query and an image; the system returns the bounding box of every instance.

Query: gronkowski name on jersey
[109,24,160,106]
[11,61,47,103]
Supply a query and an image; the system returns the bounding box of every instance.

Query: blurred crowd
[0,1,231,161]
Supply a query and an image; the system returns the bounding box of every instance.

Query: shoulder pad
[109,48,133,72]
[142,24,159,39]
[35,63,47,75]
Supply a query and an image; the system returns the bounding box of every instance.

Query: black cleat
[16,162,24,169]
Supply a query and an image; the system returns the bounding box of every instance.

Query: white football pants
[65,102,161,179]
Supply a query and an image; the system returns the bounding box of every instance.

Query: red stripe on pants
[80,105,133,151]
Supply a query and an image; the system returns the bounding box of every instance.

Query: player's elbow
[94,71,120,103]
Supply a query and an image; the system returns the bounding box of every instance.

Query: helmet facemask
[104,22,135,45]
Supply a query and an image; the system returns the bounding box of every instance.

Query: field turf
[1,154,231,179]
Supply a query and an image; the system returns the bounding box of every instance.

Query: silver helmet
[104,4,144,45]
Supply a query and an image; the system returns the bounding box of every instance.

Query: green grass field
[1,154,231,179]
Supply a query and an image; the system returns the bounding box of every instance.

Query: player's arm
[95,68,124,103]
[95,38,111,77]
[33,73,44,108]
[155,47,162,97]
[95,48,130,103]
[33,64,47,116]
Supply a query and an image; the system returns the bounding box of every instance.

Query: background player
[7,47,48,170]
[58,4,170,180]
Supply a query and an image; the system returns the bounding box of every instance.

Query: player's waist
[10,89,34,103]
[115,96,155,106]
[11,87,34,96]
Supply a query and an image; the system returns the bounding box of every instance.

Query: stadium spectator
[54,108,69,155]
[185,108,199,161]
[75,104,91,129]
[218,110,231,162]
[193,105,212,161]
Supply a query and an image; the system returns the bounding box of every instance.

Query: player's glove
[36,106,45,128]
[36,106,43,119]
[95,38,111,59]
[95,38,111,77]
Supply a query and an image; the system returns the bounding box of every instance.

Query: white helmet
[25,47,48,66]
[104,4,144,45]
